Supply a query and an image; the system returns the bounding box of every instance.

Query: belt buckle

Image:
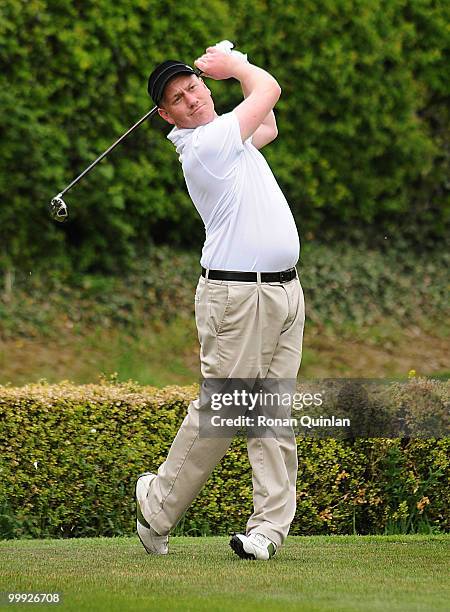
[280,270,289,283]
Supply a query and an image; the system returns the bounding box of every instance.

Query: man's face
[158,74,215,129]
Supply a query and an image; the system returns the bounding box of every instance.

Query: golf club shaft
[60,105,159,197]
[57,68,203,199]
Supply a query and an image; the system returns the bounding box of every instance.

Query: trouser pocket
[207,282,230,335]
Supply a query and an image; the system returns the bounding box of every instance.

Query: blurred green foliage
[0,243,447,340]
[0,378,448,538]
[0,0,449,275]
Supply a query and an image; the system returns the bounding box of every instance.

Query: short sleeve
[191,111,244,178]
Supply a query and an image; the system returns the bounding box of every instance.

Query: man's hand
[195,44,281,147]
[194,47,243,80]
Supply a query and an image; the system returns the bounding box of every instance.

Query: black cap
[148,60,198,107]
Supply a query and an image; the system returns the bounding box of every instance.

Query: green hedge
[1,0,448,274]
[0,378,448,539]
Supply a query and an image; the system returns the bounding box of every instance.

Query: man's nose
[185,92,198,106]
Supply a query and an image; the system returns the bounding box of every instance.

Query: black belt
[201,267,297,283]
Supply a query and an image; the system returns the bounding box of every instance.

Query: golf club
[49,67,203,223]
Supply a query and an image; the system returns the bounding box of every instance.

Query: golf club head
[49,194,68,222]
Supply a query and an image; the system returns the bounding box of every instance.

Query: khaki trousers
[144,272,305,548]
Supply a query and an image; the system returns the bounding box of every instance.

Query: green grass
[1,314,448,387]
[0,535,449,611]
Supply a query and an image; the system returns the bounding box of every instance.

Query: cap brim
[153,64,197,106]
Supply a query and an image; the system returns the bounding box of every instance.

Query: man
[136,46,305,560]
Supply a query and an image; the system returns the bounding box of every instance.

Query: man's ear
[158,107,175,125]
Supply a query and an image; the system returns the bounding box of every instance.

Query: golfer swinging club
[136,44,305,560]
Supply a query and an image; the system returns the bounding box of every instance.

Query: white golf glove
[214,40,248,63]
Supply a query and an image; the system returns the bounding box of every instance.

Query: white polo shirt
[167,111,300,272]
